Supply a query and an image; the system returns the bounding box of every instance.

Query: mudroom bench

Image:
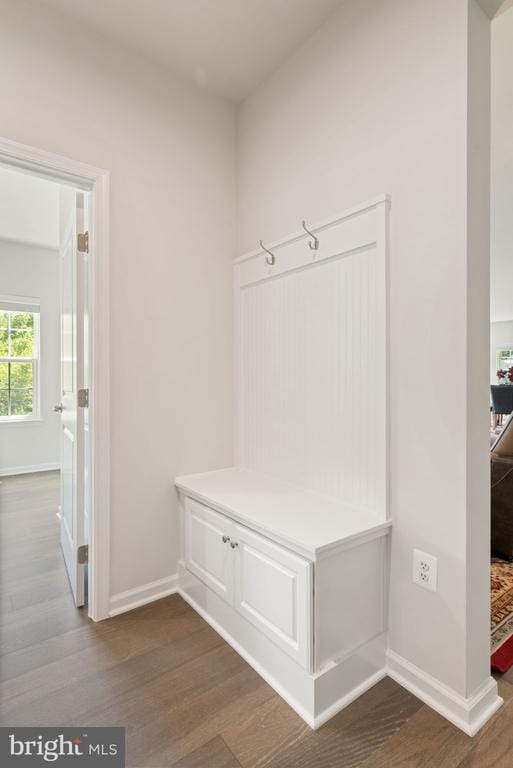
[175,467,391,728]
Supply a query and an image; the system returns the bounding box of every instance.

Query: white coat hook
[302,220,319,251]
[259,239,275,266]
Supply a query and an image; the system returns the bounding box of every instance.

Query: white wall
[0,166,59,249]
[491,6,513,322]
[238,0,489,701]
[0,0,236,596]
[0,241,60,474]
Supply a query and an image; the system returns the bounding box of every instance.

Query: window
[497,348,513,375]
[0,298,40,421]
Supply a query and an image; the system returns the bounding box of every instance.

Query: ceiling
[497,0,513,15]
[39,0,344,103]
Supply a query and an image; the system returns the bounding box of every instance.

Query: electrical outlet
[413,549,437,592]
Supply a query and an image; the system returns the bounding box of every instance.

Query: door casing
[0,137,110,621]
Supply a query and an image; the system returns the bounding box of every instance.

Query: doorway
[0,138,110,622]
[0,165,90,610]
[489,1,513,674]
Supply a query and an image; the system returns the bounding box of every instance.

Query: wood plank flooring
[1,471,513,767]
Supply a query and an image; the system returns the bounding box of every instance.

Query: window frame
[496,347,513,374]
[0,299,41,423]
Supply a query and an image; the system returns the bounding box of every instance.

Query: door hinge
[77,231,89,253]
[78,388,89,408]
[78,544,88,564]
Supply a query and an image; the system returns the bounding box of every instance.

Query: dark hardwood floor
[1,471,513,767]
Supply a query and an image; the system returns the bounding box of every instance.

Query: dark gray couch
[491,417,513,559]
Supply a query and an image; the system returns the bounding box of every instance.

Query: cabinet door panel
[185,498,233,603]
[233,524,312,670]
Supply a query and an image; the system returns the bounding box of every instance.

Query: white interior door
[58,187,87,607]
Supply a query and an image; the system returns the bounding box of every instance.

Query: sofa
[491,416,513,559]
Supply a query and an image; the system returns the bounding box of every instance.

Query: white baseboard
[0,462,60,477]
[178,585,386,730]
[313,667,387,728]
[106,575,502,737]
[177,586,317,727]
[386,649,503,736]
[109,574,179,617]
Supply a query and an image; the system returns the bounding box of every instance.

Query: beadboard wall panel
[235,197,389,517]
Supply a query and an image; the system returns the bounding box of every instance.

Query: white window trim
[496,347,513,373]
[0,300,41,423]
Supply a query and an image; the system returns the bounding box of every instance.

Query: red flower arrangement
[497,367,513,383]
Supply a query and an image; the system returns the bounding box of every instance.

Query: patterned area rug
[491,558,513,672]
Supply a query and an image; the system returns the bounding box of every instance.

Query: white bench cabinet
[176,468,391,729]
[185,496,312,670]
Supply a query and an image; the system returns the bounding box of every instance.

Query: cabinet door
[184,498,233,604]
[233,524,312,670]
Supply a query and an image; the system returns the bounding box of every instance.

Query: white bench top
[175,467,391,560]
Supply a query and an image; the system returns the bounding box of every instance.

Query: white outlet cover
[413,548,438,593]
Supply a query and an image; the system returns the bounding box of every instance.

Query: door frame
[0,136,110,621]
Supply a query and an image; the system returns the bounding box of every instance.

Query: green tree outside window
[0,309,39,419]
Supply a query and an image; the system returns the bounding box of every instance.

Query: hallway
[2,473,513,767]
